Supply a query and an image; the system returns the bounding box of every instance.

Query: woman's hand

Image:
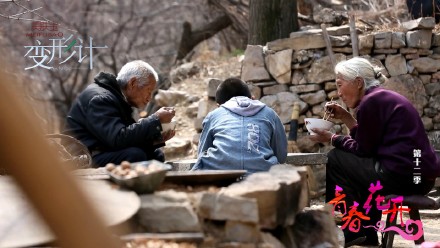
[309,128,332,144]
[325,102,357,129]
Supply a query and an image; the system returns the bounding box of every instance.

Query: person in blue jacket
[192,78,287,174]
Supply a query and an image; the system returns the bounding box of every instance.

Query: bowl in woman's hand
[304,118,334,135]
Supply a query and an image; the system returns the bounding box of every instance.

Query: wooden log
[320,23,336,68]
[349,13,359,57]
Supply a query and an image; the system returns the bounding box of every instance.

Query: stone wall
[195,17,440,152]
[134,164,342,248]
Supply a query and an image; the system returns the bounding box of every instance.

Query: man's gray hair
[334,57,384,90]
[116,60,159,88]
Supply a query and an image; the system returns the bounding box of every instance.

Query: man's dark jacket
[66,72,163,153]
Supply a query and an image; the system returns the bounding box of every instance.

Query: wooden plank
[320,23,336,68]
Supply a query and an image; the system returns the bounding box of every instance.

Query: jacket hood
[222,96,265,117]
[94,72,126,101]
[94,72,119,89]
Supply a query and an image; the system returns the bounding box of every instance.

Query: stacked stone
[194,17,440,152]
[136,165,311,247]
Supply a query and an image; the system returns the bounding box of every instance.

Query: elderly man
[66,60,175,167]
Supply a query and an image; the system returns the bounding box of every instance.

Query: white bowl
[304,118,334,135]
[161,121,176,133]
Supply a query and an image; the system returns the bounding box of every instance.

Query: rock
[223,173,281,229]
[406,30,432,49]
[299,90,327,106]
[418,49,433,56]
[207,78,222,98]
[263,84,289,95]
[359,34,374,55]
[194,117,204,132]
[289,84,322,94]
[225,221,261,243]
[185,102,198,118]
[260,92,308,124]
[289,25,355,37]
[328,90,339,99]
[154,89,191,107]
[428,131,440,149]
[374,32,392,49]
[291,70,306,85]
[241,45,271,82]
[429,95,440,110]
[400,47,419,54]
[432,33,440,47]
[425,82,440,96]
[248,84,262,100]
[265,49,292,84]
[296,134,319,152]
[325,82,337,91]
[382,74,428,116]
[419,75,432,84]
[374,49,398,54]
[385,54,407,76]
[223,169,302,229]
[313,8,347,25]
[312,103,325,117]
[217,242,256,248]
[292,206,340,248]
[408,57,440,73]
[197,99,217,118]
[137,191,201,232]
[307,54,346,84]
[422,117,434,130]
[391,32,406,49]
[198,193,259,223]
[332,47,353,54]
[267,35,350,52]
[170,62,200,83]
[163,138,192,159]
[401,17,436,31]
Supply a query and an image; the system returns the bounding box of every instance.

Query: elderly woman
[311,57,440,246]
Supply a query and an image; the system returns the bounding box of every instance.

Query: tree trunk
[248,0,299,45]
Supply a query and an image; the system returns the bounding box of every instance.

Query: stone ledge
[285,153,328,165]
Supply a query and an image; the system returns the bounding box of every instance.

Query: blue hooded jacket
[192,96,287,174]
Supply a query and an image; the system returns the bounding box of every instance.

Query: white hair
[334,57,384,90]
[116,60,158,88]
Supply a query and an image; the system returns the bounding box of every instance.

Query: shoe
[344,229,367,247]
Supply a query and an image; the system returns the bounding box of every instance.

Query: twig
[9,6,42,18]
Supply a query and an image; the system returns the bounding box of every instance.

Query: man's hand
[309,128,332,144]
[154,107,175,123]
[161,130,175,142]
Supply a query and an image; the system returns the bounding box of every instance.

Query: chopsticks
[323,97,334,121]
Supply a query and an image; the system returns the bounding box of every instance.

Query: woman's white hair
[116,60,159,88]
[334,57,385,90]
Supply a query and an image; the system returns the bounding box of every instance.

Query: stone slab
[285,153,328,165]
